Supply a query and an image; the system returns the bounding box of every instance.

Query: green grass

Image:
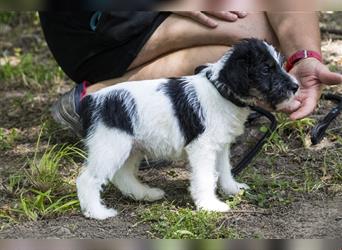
[138,202,239,239]
[15,191,79,221]
[328,63,341,73]
[0,53,64,89]
[0,127,19,150]
[263,113,315,153]
[323,147,342,183]
[0,12,38,26]
[3,129,85,221]
[241,170,293,208]
[240,131,342,207]
[0,12,16,24]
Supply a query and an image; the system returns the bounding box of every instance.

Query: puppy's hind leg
[76,127,133,220]
[112,153,165,202]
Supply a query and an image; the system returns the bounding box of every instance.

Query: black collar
[205,71,248,108]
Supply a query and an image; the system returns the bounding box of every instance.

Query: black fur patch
[216,38,296,108]
[160,78,205,145]
[80,95,97,136]
[100,90,137,135]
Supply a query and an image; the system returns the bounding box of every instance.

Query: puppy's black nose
[290,84,299,94]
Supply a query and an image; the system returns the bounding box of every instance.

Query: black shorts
[39,11,170,84]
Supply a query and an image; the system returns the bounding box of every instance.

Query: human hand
[287,58,342,120]
[173,11,248,28]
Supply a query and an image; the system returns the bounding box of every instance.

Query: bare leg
[87,45,228,92]
[87,12,278,93]
[129,12,278,70]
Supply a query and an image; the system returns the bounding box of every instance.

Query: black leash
[232,93,342,176]
[232,106,277,176]
[311,93,342,145]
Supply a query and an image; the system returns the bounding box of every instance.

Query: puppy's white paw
[197,200,230,212]
[143,188,165,202]
[222,181,250,195]
[83,206,118,220]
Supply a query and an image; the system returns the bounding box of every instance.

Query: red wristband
[285,50,322,72]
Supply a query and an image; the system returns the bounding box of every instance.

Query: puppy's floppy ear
[226,59,250,95]
[194,65,207,74]
[218,55,251,98]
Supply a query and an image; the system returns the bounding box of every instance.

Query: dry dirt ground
[0,12,341,239]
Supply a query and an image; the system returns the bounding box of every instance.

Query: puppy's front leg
[186,143,230,212]
[217,144,249,195]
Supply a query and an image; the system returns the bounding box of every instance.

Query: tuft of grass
[0,128,19,150]
[15,191,79,221]
[138,202,239,239]
[4,129,85,221]
[25,130,85,194]
[264,113,315,153]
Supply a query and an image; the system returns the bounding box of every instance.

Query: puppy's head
[216,38,299,110]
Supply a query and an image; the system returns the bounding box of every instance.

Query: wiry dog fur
[76,39,299,219]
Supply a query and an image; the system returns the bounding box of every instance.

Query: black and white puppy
[77,38,299,220]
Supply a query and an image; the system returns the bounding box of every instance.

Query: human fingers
[204,11,239,22]
[317,65,342,85]
[230,11,248,18]
[174,11,218,28]
[289,87,321,120]
[280,99,301,113]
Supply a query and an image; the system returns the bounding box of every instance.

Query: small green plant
[0,128,19,150]
[138,202,239,239]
